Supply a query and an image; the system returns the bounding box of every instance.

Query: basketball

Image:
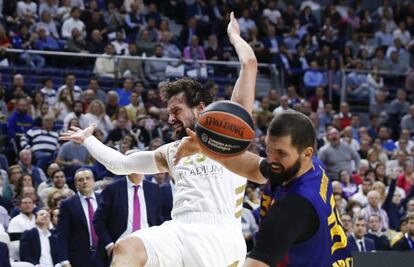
[195,100,255,156]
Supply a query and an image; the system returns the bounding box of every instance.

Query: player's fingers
[230,11,234,21]
[70,126,81,132]
[186,128,196,139]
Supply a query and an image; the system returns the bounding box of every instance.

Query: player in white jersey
[60,12,257,267]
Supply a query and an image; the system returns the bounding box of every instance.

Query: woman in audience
[397,160,414,194]
[83,99,113,138]
[339,169,358,199]
[2,166,22,201]
[54,88,73,122]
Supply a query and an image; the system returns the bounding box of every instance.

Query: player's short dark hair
[267,110,316,152]
[160,78,213,108]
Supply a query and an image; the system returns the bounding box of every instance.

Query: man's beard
[173,121,195,139]
[268,157,302,185]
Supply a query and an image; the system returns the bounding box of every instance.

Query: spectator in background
[34,27,61,51]
[38,170,72,205]
[393,22,411,48]
[262,25,282,61]
[339,102,352,129]
[145,45,168,84]
[371,48,389,71]
[391,212,414,250]
[365,214,390,250]
[159,31,181,59]
[6,97,33,143]
[361,190,390,230]
[87,78,106,103]
[318,127,360,180]
[66,27,88,54]
[136,30,156,57]
[124,2,146,40]
[272,95,290,116]
[63,101,86,132]
[17,150,47,188]
[116,78,134,107]
[19,208,59,266]
[105,91,120,119]
[111,31,129,55]
[400,104,414,136]
[54,88,74,122]
[40,78,57,109]
[36,10,60,39]
[125,91,144,123]
[238,9,256,39]
[387,50,409,74]
[12,23,46,68]
[348,216,376,252]
[118,43,147,83]
[179,17,200,47]
[105,116,130,146]
[94,43,116,79]
[82,99,113,137]
[61,7,85,38]
[378,126,397,154]
[57,73,83,101]
[39,0,59,19]
[397,160,414,195]
[7,197,36,260]
[303,61,325,98]
[86,29,105,54]
[20,115,59,171]
[338,169,358,199]
[183,35,206,63]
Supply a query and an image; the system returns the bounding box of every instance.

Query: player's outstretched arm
[60,125,169,174]
[174,128,266,184]
[228,11,258,115]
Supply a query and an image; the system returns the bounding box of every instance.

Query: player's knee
[113,235,147,264]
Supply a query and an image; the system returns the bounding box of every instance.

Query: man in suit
[20,208,59,266]
[56,168,101,267]
[365,214,390,250]
[94,149,172,266]
[391,212,414,250]
[348,216,376,252]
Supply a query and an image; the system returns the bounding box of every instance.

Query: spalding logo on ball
[195,100,255,156]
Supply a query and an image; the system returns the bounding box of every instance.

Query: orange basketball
[195,100,255,156]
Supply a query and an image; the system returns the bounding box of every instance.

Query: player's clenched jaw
[167,92,198,139]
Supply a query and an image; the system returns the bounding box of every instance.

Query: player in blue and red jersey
[175,110,353,267]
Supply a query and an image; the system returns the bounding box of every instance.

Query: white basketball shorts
[132,212,246,267]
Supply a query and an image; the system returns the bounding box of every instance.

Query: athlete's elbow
[241,57,258,70]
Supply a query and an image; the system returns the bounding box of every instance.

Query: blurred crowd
[0,0,414,266]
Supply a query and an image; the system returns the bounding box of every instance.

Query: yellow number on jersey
[328,195,347,254]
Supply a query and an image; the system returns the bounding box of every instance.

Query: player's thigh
[132,220,184,267]
[182,222,246,267]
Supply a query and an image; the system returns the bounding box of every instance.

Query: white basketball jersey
[165,141,247,219]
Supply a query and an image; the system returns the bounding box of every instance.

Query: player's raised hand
[59,124,96,144]
[227,12,240,40]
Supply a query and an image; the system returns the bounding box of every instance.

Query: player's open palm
[227,12,240,38]
[59,124,96,144]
